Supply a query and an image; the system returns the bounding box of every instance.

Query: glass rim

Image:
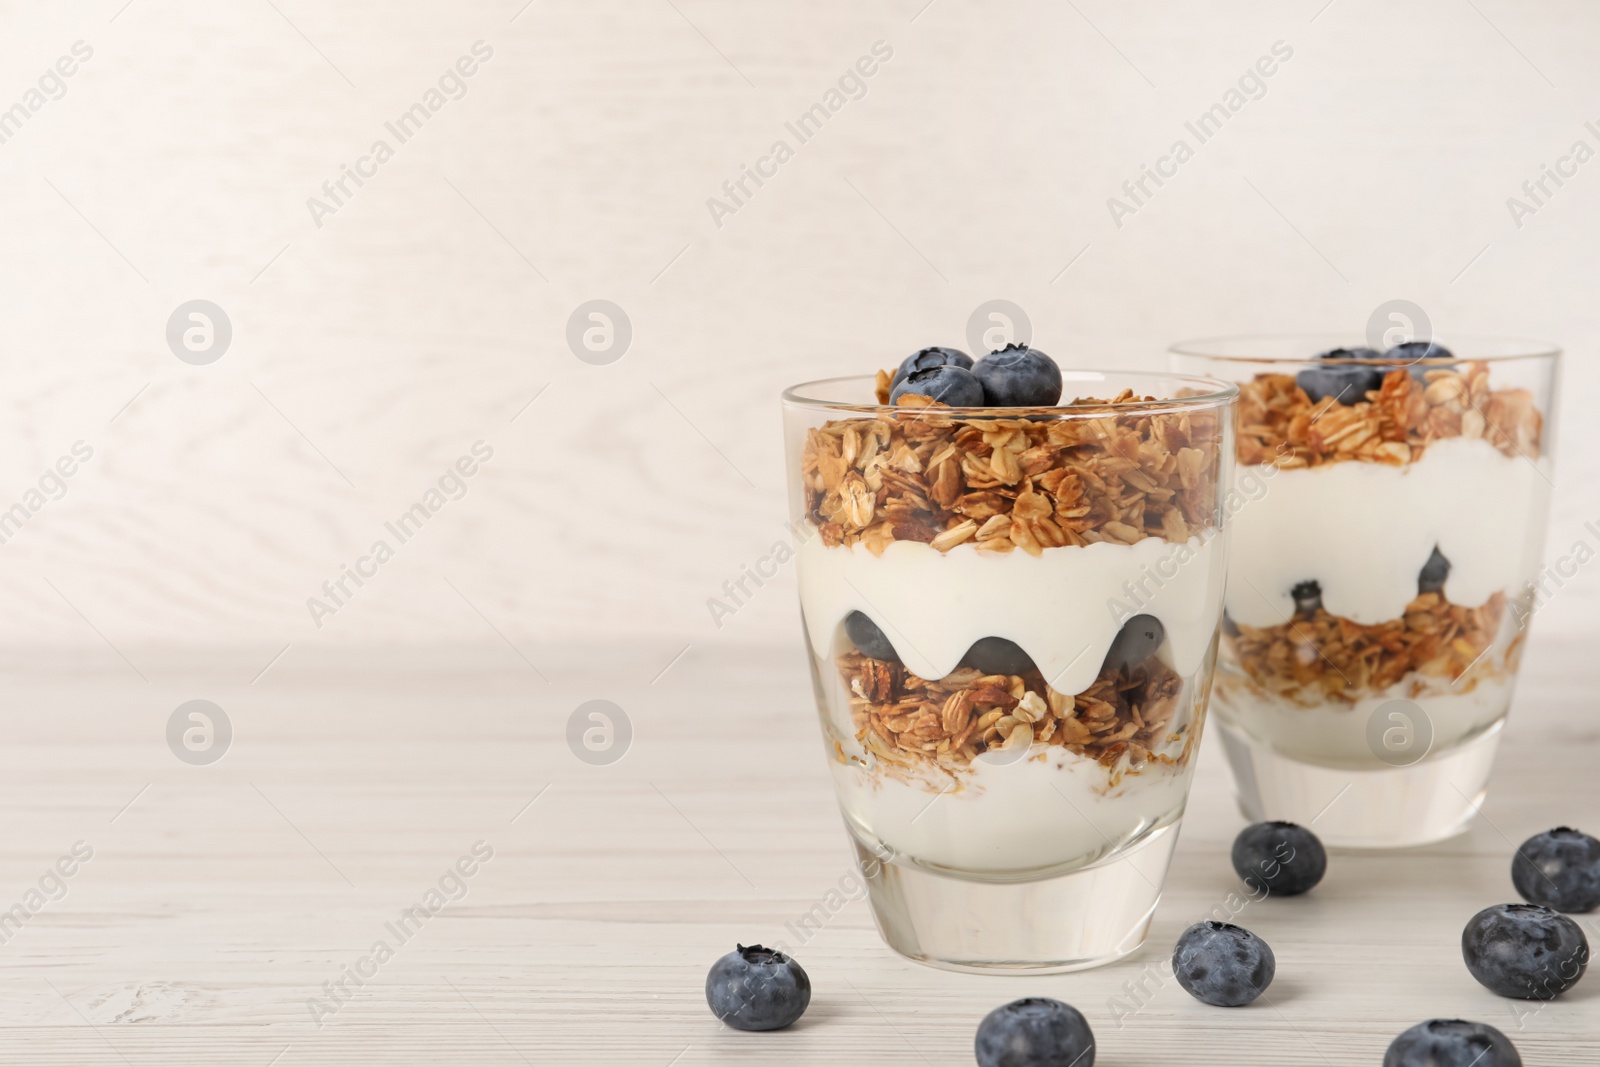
[1168,332,1561,364]
[781,369,1239,417]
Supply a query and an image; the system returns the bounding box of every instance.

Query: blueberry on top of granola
[889,364,984,407]
[971,343,1063,406]
[1315,346,1383,361]
[1385,340,1459,382]
[1294,363,1385,406]
[1236,358,1541,468]
[890,346,972,389]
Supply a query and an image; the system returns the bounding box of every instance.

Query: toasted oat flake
[1221,589,1516,706]
[1236,362,1542,469]
[836,644,1190,788]
[800,391,1224,553]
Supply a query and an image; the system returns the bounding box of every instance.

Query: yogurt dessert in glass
[1171,336,1558,847]
[782,347,1236,972]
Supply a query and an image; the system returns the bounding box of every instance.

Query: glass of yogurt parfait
[782,350,1236,972]
[1171,335,1558,848]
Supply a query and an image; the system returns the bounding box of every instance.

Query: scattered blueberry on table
[705,944,811,1031]
[891,346,973,389]
[1172,921,1276,1007]
[1461,903,1590,999]
[889,364,985,407]
[974,997,1095,1067]
[845,611,900,663]
[1232,821,1327,897]
[1512,827,1600,913]
[1383,1019,1521,1067]
[971,343,1063,406]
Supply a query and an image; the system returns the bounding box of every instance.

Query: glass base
[1218,718,1505,848]
[850,822,1180,973]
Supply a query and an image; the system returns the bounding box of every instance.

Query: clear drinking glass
[782,370,1237,972]
[1171,336,1559,848]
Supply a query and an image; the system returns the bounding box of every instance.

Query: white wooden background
[0,0,1596,653]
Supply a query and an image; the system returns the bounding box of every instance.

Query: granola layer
[837,650,1188,789]
[1238,361,1542,469]
[1221,590,1520,708]
[801,391,1224,556]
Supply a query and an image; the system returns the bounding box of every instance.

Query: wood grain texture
[0,0,1595,652]
[0,640,1593,1065]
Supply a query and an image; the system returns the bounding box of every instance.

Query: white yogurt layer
[834,745,1192,873]
[1215,676,1514,768]
[1226,437,1551,628]
[797,532,1226,696]
[798,529,1226,875]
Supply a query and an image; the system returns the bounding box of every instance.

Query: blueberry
[971,343,1063,407]
[1105,614,1164,674]
[1315,346,1383,361]
[890,346,972,389]
[1512,828,1600,913]
[888,364,984,407]
[1295,363,1385,406]
[1231,821,1328,896]
[1384,1019,1521,1067]
[705,944,811,1031]
[1386,341,1458,384]
[1461,903,1590,1000]
[974,997,1095,1067]
[1172,921,1275,1007]
[845,611,899,663]
[1290,579,1323,616]
[961,637,1034,676]
[1418,546,1451,595]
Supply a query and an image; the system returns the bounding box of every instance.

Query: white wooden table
[0,639,1594,1065]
